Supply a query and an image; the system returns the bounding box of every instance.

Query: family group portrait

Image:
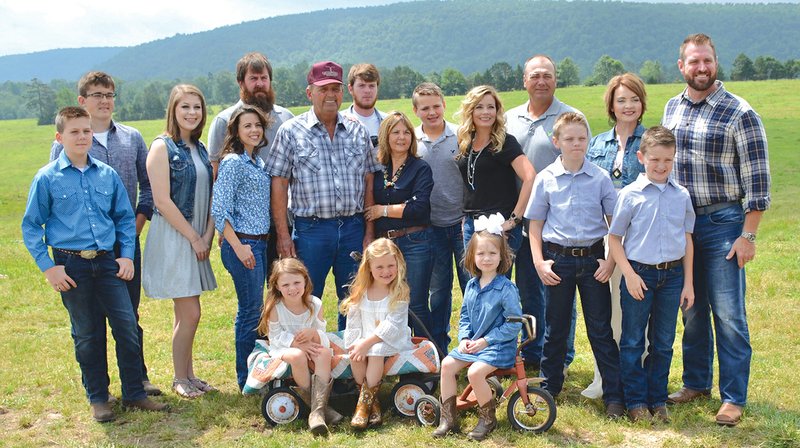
[1,1,798,447]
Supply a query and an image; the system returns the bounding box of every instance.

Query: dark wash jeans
[540,246,623,405]
[393,228,434,342]
[294,214,364,331]
[428,222,470,353]
[54,250,146,404]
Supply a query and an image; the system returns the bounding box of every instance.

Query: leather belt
[694,201,739,216]
[235,232,269,241]
[54,248,108,259]
[378,225,428,239]
[633,259,683,270]
[545,241,604,257]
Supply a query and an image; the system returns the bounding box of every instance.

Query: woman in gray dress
[144,84,217,399]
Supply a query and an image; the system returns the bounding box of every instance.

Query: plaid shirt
[266,109,379,218]
[662,81,770,212]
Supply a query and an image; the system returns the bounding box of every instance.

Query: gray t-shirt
[416,122,465,227]
[505,97,588,173]
[208,99,294,163]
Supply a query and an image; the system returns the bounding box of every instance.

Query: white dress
[267,296,329,358]
[345,294,413,356]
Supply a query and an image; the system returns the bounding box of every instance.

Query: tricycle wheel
[414,394,441,426]
[261,386,308,426]
[507,386,556,433]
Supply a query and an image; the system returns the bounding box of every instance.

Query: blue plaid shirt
[211,153,271,235]
[662,81,770,212]
[266,109,380,218]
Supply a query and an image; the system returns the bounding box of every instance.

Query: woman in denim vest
[210,105,272,390]
[583,73,648,399]
[143,84,217,399]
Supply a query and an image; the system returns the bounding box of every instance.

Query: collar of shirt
[230,151,264,168]
[680,80,725,107]
[515,97,564,123]
[550,156,595,177]
[597,124,645,144]
[303,108,350,134]
[629,172,680,191]
[467,274,507,292]
[55,150,99,171]
[415,122,456,144]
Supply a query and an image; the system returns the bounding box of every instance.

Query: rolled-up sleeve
[401,163,433,221]
[211,157,239,232]
[735,110,771,213]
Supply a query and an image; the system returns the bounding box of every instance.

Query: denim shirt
[587,124,645,190]
[159,136,212,221]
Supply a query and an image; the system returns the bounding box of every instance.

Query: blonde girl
[341,238,413,429]
[434,214,522,441]
[256,258,340,434]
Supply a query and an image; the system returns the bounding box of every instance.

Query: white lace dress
[267,296,329,358]
[345,294,413,356]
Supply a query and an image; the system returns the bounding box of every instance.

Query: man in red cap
[266,61,380,331]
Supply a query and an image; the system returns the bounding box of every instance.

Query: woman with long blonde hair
[455,85,534,269]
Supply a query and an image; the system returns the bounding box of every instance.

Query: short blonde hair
[552,112,589,139]
[639,126,676,155]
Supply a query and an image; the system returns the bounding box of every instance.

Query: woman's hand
[190,235,210,261]
[364,204,386,222]
[234,242,255,269]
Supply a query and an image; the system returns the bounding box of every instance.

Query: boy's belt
[54,248,108,259]
[632,259,683,270]
[545,241,604,257]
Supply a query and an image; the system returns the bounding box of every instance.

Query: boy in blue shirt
[608,126,695,423]
[526,112,625,418]
[22,107,167,423]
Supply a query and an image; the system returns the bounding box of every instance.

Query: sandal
[189,377,217,393]
[172,379,204,399]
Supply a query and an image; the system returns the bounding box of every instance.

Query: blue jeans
[429,223,470,353]
[540,247,623,404]
[681,204,751,406]
[462,216,522,279]
[294,215,364,330]
[221,238,267,390]
[619,261,683,409]
[54,251,146,404]
[516,234,577,366]
[393,228,434,342]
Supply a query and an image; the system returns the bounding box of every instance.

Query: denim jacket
[587,124,645,189]
[159,136,212,220]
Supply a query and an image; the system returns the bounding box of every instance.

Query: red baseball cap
[307,61,343,86]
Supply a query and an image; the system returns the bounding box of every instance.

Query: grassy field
[0,80,798,447]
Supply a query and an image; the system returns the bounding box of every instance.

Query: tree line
[10,54,800,125]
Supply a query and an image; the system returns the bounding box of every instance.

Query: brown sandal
[189,377,217,393]
[172,379,204,399]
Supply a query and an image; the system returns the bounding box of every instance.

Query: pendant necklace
[467,144,484,190]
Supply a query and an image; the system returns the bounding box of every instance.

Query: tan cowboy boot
[432,395,459,437]
[350,383,375,429]
[310,374,338,434]
[293,380,343,426]
[368,381,382,426]
[467,399,497,441]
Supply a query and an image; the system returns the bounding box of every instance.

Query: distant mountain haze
[1,0,798,82]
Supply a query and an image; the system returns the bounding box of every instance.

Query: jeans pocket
[707,205,744,226]
[405,228,431,244]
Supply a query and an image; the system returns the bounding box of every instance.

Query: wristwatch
[740,232,756,243]
[510,212,523,225]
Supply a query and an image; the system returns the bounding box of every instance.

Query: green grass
[0,80,798,447]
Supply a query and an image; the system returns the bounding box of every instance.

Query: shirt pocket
[93,183,114,212]
[52,186,78,216]
[294,140,321,181]
[342,144,365,174]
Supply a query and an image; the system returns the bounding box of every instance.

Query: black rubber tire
[260,386,308,426]
[506,386,557,433]
[414,394,441,426]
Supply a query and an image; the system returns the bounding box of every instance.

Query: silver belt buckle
[571,248,584,257]
[80,250,98,259]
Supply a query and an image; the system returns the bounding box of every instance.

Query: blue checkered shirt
[266,109,380,218]
[662,81,770,213]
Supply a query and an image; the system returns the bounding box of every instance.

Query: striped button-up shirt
[662,81,770,212]
[266,109,380,219]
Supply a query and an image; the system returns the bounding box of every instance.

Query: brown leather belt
[54,248,108,259]
[633,259,683,270]
[377,225,428,239]
[235,232,269,241]
[545,240,604,257]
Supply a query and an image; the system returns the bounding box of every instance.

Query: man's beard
[242,87,275,113]
[353,96,377,111]
[685,71,717,93]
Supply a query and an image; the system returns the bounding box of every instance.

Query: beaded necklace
[383,159,408,189]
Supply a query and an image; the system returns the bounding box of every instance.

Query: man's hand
[623,272,647,300]
[594,258,615,283]
[276,233,296,258]
[535,260,561,286]
[726,237,755,268]
[116,258,134,281]
[45,265,76,292]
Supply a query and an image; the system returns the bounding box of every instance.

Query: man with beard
[345,63,385,147]
[208,52,294,177]
[266,61,379,331]
[662,33,770,427]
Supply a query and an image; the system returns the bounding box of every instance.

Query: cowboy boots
[467,399,497,441]
[351,382,376,429]
[368,380,383,426]
[309,374,335,435]
[292,380,343,426]
[432,395,459,437]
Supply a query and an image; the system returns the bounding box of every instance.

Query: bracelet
[383,205,388,218]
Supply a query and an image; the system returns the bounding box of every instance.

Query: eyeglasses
[86,92,117,100]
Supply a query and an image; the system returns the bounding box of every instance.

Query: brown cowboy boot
[432,395,459,437]
[467,399,497,441]
[293,381,343,426]
[350,383,375,429]
[309,375,335,434]
[368,381,382,426]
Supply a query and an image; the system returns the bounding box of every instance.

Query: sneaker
[91,402,115,423]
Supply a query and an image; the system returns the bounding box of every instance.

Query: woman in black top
[456,85,534,262]
[365,111,435,339]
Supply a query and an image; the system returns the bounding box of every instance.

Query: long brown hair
[220,105,272,159]
[256,258,315,337]
[340,238,409,314]
[165,84,207,143]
